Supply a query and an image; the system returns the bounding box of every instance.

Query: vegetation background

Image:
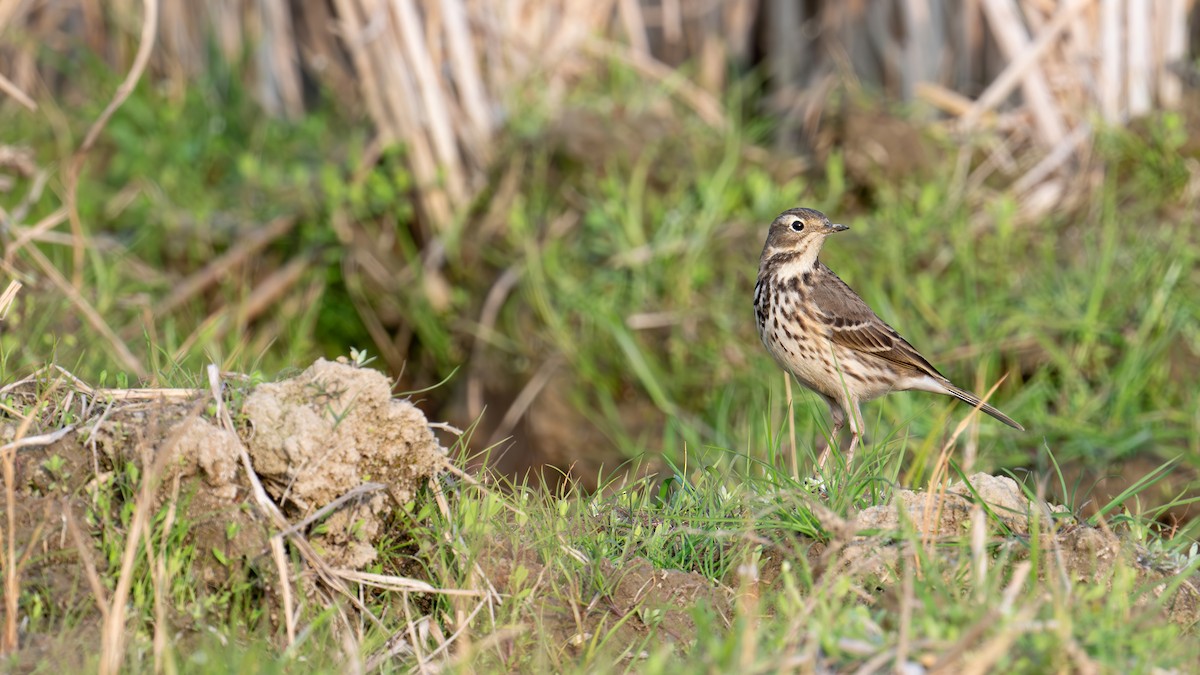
[1,0,1199,672]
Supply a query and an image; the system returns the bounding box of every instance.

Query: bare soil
[475,536,733,657]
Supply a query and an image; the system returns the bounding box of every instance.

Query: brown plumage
[754,207,1023,467]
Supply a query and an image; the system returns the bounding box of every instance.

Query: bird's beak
[829,223,849,233]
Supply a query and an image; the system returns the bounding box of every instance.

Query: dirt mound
[854,473,1062,536]
[242,358,446,567]
[843,474,1108,584]
[11,359,448,611]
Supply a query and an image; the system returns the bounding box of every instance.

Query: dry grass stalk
[166,250,311,364]
[1127,0,1153,117]
[150,216,297,318]
[334,569,488,597]
[6,0,1190,232]
[149,472,182,674]
[618,0,651,55]
[584,35,727,129]
[1159,0,1191,107]
[784,375,798,479]
[25,243,147,377]
[2,446,19,653]
[466,266,522,421]
[0,279,19,319]
[64,0,159,289]
[1099,0,1123,122]
[0,70,35,110]
[269,536,296,647]
[3,207,69,265]
[258,0,304,118]
[64,503,110,620]
[921,376,1008,550]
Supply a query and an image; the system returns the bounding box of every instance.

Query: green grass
[4,64,1198,479]
[4,366,1199,672]
[370,443,1199,673]
[1,55,1199,672]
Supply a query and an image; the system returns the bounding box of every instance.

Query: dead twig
[151,215,298,318]
[467,266,522,421]
[64,502,110,620]
[64,0,160,289]
[0,71,36,111]
[273,482,387,539]
[0,425,76,453]
[0,280,21,320]
[23,242,147,378]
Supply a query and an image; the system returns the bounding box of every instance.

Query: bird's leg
[843,402,864,466]
[816,424,840,468]
[818,397,846,468]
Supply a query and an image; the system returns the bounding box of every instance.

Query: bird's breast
[756,273,828,387]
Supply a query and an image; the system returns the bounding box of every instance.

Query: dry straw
[5,1,1189,229]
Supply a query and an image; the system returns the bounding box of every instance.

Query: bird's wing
[808,265,946,380]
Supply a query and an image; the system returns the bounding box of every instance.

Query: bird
[753,207,1023,467]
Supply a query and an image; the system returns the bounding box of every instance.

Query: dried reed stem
[979,0,1067,146]
[961,0,1090,130]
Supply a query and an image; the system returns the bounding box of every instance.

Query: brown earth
[474,536,732,658]
[4,359,448,642]
[467,473,1197,659]
[811,473,1198,627]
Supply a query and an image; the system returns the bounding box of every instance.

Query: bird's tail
[943,383,1025,431]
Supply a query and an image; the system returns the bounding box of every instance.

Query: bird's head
[761,207,848,262]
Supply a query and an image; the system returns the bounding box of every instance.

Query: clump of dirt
[9,358,448,621]
[853,473,1063,537]
[833,473,1198,627]
[85,402,242,502]
[8,401,270,624]
[166,415,242,499]
[159,414,268,585]
[241,358,447,567]
[842,474,1090,583]
[3,361,453,669]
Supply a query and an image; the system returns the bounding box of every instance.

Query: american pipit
[754,207,1023,467]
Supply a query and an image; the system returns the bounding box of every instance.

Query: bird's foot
[844,433,860,467]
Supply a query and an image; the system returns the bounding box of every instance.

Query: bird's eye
[790,220,804,232]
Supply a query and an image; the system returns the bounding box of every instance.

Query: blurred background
[1,1,1198,517]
